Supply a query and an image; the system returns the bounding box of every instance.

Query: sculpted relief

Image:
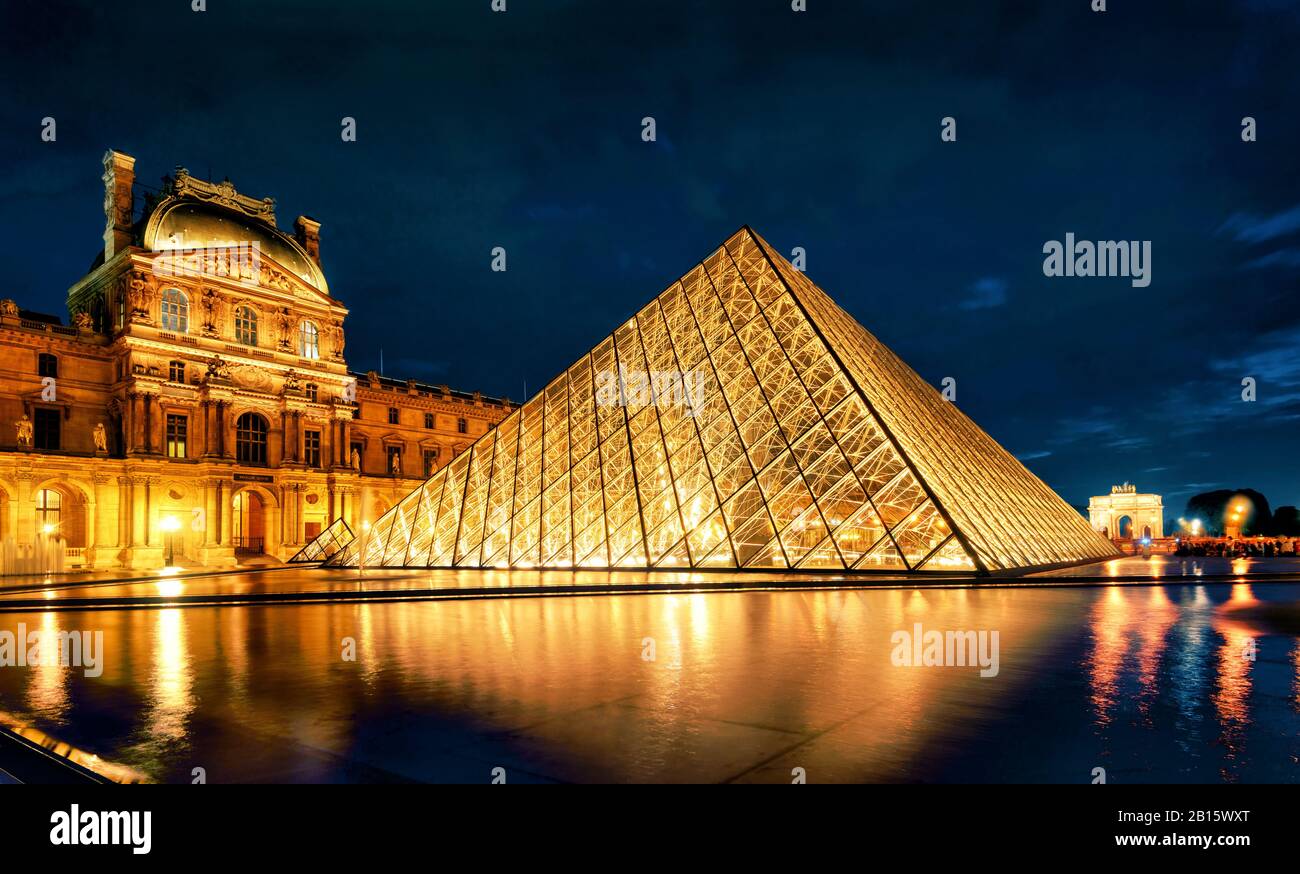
[229,363,273,391]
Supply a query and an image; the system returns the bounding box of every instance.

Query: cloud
[1015,449,1052,461]
[1050,407,1150,451]
[1241,247,1300,270]
[958,277,1008,311]
[1219,203,1300,244]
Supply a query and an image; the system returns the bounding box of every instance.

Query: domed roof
[143,199,329,294]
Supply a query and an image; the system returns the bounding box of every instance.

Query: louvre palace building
[0,151,511,571]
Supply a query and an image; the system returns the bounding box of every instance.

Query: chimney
[295,215,321,265]
[102,150,135,260]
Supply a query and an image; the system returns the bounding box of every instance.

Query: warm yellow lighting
[160,515,181,532]
[40,523,56,535]
[323,227,1109,573]
[156,578,184,597]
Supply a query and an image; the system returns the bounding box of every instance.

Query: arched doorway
[1142,525,1152,540]
[233,491,266,555]
[1116,515,1133,539]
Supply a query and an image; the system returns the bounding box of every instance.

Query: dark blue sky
[1,0,1297,511]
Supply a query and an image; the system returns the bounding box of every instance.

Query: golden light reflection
[25,612,70,719]
[147,608,194,743]
[1086,586,1130,726]
[1134,587,1178,720]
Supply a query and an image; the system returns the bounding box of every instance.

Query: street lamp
[160,515,181,566]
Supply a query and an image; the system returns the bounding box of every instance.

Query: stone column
[220,401,233,459]
[144,476,156,546]
[130,477,146,548]
[215,479,226,545]
[200,400,212,457]
[221,483,234,546]
[117,476,130,547]
[128,392,140,453]
[203,479,218,547]
[143,394,154,454]
[88,473,108,568]
[15,472,35,546]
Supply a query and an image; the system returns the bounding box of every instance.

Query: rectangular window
[424,412,434,429]
[34,408,60,451]
[169,361,185,383]
[423,448,439,477]
[305,383,318,403]
[388,407,400,425]
[457,417,467,434]
[304,429,321,468]
[38,354,58,378]
[166,414,187,458]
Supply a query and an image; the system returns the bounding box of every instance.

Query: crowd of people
[1174,537,1298,558]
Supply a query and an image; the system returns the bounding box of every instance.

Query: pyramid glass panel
[326,227,1117,574]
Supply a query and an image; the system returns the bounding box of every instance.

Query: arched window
[235,412,269,465]
[160,288,189,333]
[299,320,319,359]
[35,488,61,534]
[234,306,259,346]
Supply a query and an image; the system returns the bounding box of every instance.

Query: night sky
[1,0,1297,512]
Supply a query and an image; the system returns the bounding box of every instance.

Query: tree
[1273,506,1300,537]
[1184,489,1273,536]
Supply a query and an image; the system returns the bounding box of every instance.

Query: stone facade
[0,151,510,571]
[1088,483,1164,540]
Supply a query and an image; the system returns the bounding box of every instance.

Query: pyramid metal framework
[328,228,1117,574]
[288,518,354,563]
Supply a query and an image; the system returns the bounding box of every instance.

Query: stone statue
[283,369,301,392]
[92,421,108,452]
[201,288,221,334]
[0,299,19,316]
[127,269,154,318]
[72,311,94,332]
[15,414,33,448]
[206,355,231,381]
[390,452,401,475]
[350,447,361,470]
[277,307,292,348]
[329,319,345,359]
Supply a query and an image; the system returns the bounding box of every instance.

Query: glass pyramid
[288,518,355,563]
[327,227,1117,574]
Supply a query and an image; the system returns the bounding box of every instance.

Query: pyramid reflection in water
[328,228,1116,574]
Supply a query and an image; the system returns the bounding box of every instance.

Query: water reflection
[0,581,1297,783]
